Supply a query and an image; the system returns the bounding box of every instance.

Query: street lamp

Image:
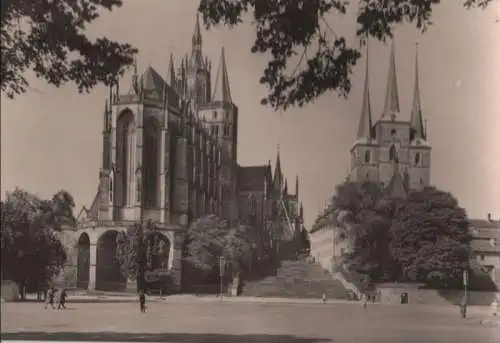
[219,256,226,301]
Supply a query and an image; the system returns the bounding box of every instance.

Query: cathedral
[350,42,432,197]
[68,15,304,292]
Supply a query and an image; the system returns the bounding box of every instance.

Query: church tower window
[389,144,397,161]
[414,152,420,165]
[364,150,371,163]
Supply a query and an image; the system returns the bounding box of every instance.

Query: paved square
[1,300,498,342]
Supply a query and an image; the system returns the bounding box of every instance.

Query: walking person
[44,287,55,310]
[139,289,146,313]
[57,288,67,310]
[361,293,368,308]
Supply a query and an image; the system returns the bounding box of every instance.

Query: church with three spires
[350,41,431,197]
[66,15,304,292]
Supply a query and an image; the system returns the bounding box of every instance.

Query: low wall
[377,283,500,306]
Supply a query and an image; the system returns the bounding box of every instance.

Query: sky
[1,0,499,228]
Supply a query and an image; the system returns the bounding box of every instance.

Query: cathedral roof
[237,165,271,191]
[139,66,180,107]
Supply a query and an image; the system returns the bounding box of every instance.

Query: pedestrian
[57,288,67,310]
[44,287,55,310]
[362,293,367,308]
[321,292,327,304]
[139,289,146,313]
[459,297,467,319]
[491,298,498,317]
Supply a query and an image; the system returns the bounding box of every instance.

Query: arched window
[364,150,371,163]
[117,110,135,207]
[143,117,160,208]
[414,152,420,165]
[389,145,397,161]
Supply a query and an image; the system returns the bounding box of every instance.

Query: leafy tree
[115,220,170,290]
[0,188,76,298]
[390,186,471,286]
[1,0,137,99]
[185,215,255,277]
[199,0,496,111]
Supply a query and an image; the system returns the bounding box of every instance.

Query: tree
[115,220,171,291]
[0,188,76,298]
[390,186,471,286]
[185,215,255,277]
[1,0,137,99]
[327,180,471,287]
[199,0,496,111]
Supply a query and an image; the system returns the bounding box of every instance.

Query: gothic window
[213,111,217,119]
[389,144,397,161]
[143,117,160,208]
[414,152,420,166]
[117,110,135,207]
[390,129,396,137]
[215,125,219,137]
[109,176,113,202]
[420,178,423,185]
[364,150,371,163]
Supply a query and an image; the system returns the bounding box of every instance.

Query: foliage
[390,186,471,286]
[1,0,137,98]
[327,180,472,287]
[185,215,256,277]
[115,220,170,282]
[0,188,76,297]
[199,0,496,111]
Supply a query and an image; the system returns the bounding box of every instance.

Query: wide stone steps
[241,260,349,299]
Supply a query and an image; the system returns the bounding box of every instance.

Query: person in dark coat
[139,289,146,313]
[57,288,67,309]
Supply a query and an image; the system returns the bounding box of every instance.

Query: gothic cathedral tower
[350,41,431,193]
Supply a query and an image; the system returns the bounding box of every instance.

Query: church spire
[192,13,202,48]
[356,44,373,141]
[168,53,176,87]
[295,175,299,198]
[410,43,426,140]
[383,40,400,117]
[212,46,232,103]
[273,144,282,189]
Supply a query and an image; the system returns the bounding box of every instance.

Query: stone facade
[63,15,304,293]
[350,42,431,193]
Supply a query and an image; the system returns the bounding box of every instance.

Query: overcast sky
[1,0,499,227]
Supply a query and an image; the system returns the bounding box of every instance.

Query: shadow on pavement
[1,332,333,342]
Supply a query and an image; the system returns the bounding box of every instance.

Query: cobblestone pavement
[1,301,498,342]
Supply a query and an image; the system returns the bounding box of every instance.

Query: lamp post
[219,256,226,301]
[461,269,469,318]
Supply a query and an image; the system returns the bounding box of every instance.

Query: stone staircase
[241,259,350,299]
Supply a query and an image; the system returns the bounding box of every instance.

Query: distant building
[59,15,303,292]
[310,41,431,271]
[469,214,500,287]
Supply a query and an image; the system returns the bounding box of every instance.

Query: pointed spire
[410,42,426,140]
[273,144,282,189]
[130,58,139,94]
[295,175,299,198]
[168,53,176,87]
[357,44,373,141]
[212,46,232,103]
[192,13,202,47]
[283,179,288,195]
[383,40,400,117]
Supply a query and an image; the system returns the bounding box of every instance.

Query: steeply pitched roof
[384,166,408,199]
[469,219,500,229]
[237,165,270,191]
[139,66,180,106]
